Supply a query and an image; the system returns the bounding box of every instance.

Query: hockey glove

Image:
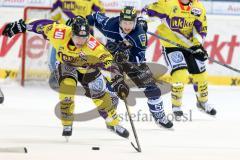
[111,75,129,100]
[114,50,129,63]
[2,19,26,38]
[137,17,148,32]
[114,41,132,63]
[190,45,208,61]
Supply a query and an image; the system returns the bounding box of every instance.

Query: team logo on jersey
[171,17,194,29]
[191,8,202,17]
[87,37,100,50]
[138,34,147,47]
[64,65,75,72]
[79,51,87,62]
[54,28,66,39]
[170,51,184,63]
[91,78,104,92]
[62,53,75,63]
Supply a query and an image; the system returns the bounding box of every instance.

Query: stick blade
[131,142,141,153]
[0,147,27,153]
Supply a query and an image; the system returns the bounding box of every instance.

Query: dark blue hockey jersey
[87,12,147,63]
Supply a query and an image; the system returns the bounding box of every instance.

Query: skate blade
[106,128,128,139]
[65,136,70,142]
[155,121,175,131]
[0,147,27,153]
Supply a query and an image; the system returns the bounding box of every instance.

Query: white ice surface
[0,83,240,160]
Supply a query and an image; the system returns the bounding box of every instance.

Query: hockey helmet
[120,6,137,22]
[72,16,90,37]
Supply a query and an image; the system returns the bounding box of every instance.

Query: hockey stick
[0,147,27,153]
[122,95,141,152]
[0,88,4,104]
[147,31,240,74]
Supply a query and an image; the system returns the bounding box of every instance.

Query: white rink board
[0,8,240,77]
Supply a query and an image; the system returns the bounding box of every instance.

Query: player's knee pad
[144,85,161,100]
[192,72,208,103]
[93,92,120,126]
[192,71,207,83]
[93,92,112,115]
[59,78,77,99]
[171,69,189,84]
[93,92,112,109]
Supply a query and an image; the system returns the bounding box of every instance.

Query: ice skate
[172,105,183,117]
[197,101,217,116]
[106,124,129,138]
[62,125,72,142]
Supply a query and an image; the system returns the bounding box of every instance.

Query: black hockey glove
[137,17,148,32]
[190,45,208,61]
[114,51,129,63]
[111,75,129,100]
[114,41,132,63]
[2,19,26,38]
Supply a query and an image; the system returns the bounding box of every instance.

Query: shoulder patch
[138,34,147,47]
[53,28,66,39]
[88,37,100,50]
[96,13,106,24]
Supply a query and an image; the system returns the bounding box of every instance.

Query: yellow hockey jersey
[51,0,105,24]
[144,0,207,48]
[27,20,113,74]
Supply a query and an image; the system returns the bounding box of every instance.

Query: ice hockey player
[81,6,173,128]
[51,0,105,25]
[2,16,130,139]
[142,0,217,116]
[0,88,4,104]
[49,0,105,82]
